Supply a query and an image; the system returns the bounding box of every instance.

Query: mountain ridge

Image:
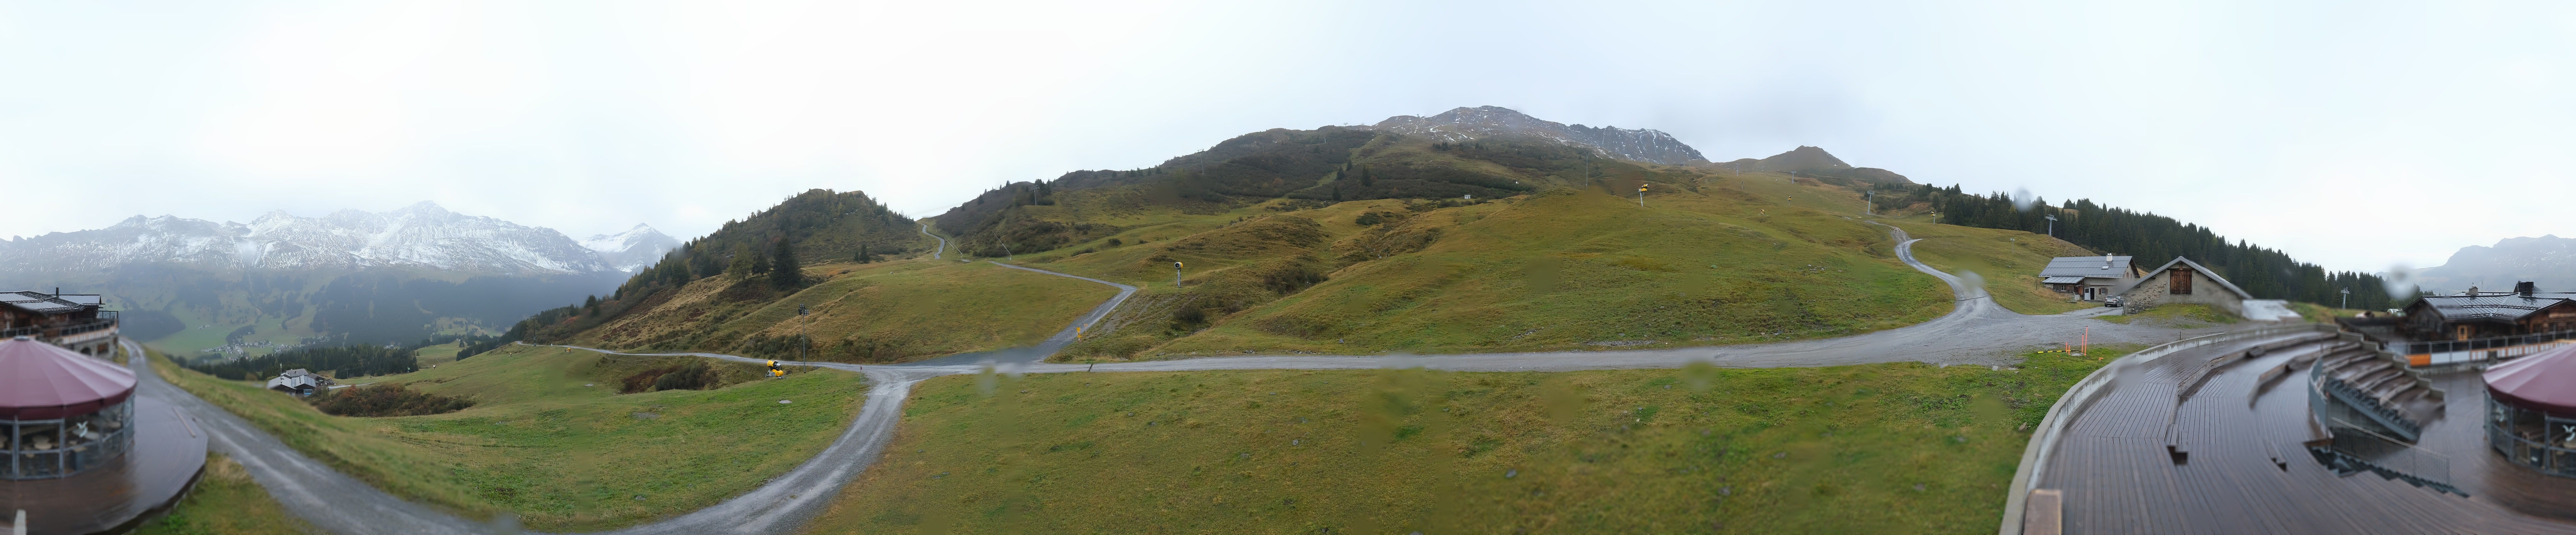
[0,201,611,276]
[1357,106,1708,165]
[1716,146,1915,185]
[2412,234,2576,293]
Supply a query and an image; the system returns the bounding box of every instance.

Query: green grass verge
[413,344,463,366]
[2289,301,2369,323]
[148,344,868,531]
[2095,304,2237,327]
[133,452,319,535]
[801,348,2129,534]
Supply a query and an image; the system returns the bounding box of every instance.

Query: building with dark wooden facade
[0,290,118,357]
[2401,282,2576,341]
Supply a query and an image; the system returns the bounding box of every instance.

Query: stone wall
[2123,269,2244,316]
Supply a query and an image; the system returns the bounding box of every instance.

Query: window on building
[2170,268,2194,295]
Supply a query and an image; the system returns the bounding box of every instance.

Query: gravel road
[144,222,2214,534]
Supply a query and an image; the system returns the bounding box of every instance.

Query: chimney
[2468,286,2480,296]
[2517,281,2537,297]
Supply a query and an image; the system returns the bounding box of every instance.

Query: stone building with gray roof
[2039,255,2142,302]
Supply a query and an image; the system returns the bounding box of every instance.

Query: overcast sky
[4,1,2570,273]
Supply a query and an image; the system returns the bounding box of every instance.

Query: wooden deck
[0,395,207,534]
[2039,336,2576,534]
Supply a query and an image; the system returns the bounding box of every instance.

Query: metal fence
[2389,330,2576,359]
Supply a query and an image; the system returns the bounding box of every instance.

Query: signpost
[2342,287,2351,310]
[1637,184,1648,207]
[1174,261,1185,287]
[2045,214,2057,237]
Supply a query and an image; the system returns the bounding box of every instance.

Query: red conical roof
[2486,344,2576,415]
[0,336,136,419]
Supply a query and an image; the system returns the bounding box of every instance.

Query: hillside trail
[146,222,2222,535]
[917,222,941,259]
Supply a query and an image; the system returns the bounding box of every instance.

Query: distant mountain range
[0,202,674,353]
[1359,106,1708,165]
[2412,235,2576,294]
[1,202,628,276]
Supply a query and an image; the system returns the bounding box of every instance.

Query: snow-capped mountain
[1360,106,1708,165]
[581,224,681,272]
[2412,235,2576,294]
[0,201,612,276]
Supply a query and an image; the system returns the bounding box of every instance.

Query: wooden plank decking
[2039,337,2576,534]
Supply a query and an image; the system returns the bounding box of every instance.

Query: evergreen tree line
[1872,184,2402,310]
[182,344,418,382]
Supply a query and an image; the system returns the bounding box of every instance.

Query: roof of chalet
[2040,276,2089,284]
[2114,257,2253,299]
[2038,256,2136,278]
[1,291,87,316]
[2410,293,2576,324]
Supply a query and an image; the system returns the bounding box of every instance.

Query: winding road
[917,222,957,261]
[138,223,2218,534]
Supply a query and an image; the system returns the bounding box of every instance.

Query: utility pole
[1865,190,1873,216]
[1001,243,1014,261]
[1637,184,1647,207]
[2044,214,2057,237]
[797,304,809,362]
[1174,261,1184,287]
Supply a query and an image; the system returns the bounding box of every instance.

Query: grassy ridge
[802,348,2129,534]
[149,344,867,531]
[576,258,1113,362]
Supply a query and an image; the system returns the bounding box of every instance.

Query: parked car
[2103,296,2124,307]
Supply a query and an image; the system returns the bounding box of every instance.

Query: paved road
[917,222,956,261]
[143,222,2213,534]
[123,339,500,534]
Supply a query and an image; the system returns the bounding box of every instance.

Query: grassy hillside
[800,347,2128,534]
[961,167,1957,358]
[150,344,866,531]
[1883,220,2098,315]
[573,258,1115,362]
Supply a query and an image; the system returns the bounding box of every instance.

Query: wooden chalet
[2402,282,2576,341]
[0,290,117,356]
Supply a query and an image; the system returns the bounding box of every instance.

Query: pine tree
[855,243,872,264]
[771,238,804,289]
[726,244,758,278]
